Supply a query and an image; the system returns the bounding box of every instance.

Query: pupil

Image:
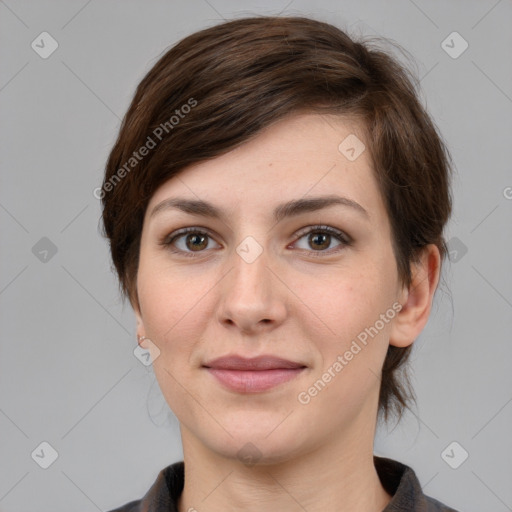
[188,234,207,251]
[311,233,329,250]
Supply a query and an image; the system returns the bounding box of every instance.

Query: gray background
[1,0,511,511]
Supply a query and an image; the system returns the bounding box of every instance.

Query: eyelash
[160,225,352,258]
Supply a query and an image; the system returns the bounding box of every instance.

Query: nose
[216,242,287,335]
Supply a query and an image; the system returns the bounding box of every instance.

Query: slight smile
[203,355,308,393]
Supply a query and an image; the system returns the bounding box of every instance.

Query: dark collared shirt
[108,456,460,511]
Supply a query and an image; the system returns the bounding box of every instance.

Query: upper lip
[203,355,306,370]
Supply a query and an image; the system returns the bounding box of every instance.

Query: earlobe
[389,244,441,348]
[134,305,148,348]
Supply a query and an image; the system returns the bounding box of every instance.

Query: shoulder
[375,456,462,511]
[107,500,140,512]
[425,495,460,511]
[106,461,185,512]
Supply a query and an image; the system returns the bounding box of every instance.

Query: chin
[207,437,306,467]
[192,414,312,466]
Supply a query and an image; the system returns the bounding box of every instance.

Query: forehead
[146,113,383,221]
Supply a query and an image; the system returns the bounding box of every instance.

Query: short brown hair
[101,15,452,420]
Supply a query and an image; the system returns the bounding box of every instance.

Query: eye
[161,225,351,258]
[291,225,351,256]
[161,227,220,257]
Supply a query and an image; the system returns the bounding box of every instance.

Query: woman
[101,16,459,512]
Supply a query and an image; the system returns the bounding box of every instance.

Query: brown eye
[308,232,331,250]
[185,233,208,251]
[162,228,220,257]
[293,225,351,256]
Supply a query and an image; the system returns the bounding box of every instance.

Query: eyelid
[160,224,352,257]
[161,226,216,245]
[160,226,221,258]
[292,224,351,244]
[289,225,352,257]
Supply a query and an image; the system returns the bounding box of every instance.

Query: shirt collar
[129,456,456,512]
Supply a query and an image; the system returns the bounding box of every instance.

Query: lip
[204,355,306,370]
[203,355,307,393]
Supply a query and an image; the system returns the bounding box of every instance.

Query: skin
[134,113,441,512]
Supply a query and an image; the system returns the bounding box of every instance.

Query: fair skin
[134,113,440,512]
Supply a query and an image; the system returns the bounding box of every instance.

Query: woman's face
[135,113,408,463]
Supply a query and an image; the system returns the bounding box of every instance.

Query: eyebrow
[150,195,369,223]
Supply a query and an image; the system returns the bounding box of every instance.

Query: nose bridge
[217,234,286,331]
[229,235,271,302]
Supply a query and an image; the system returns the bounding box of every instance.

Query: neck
[177,418,391,512]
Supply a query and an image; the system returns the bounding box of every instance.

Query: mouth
[202,355,307,393]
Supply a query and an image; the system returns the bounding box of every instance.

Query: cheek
[303,260,398,390]
[301,279,396,420]
[136,260,209,415]
[137,254,214,343]
[300,261,396,340]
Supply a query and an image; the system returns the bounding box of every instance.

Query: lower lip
[205,368,305,393]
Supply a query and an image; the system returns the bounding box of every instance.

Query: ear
[133,297,150,350]
[389,244,441,348]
